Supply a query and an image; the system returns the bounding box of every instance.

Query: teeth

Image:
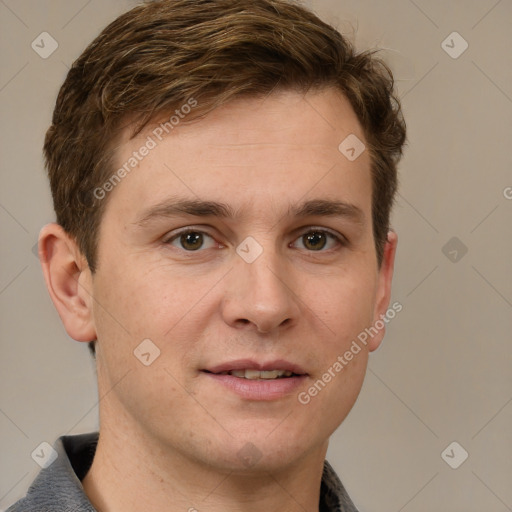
[228,369,293,379]
[230,369,249,378]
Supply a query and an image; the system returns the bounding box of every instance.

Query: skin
[39,88,397,512]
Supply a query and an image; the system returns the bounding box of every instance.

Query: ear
[38,223,97,342]
[367,230,398,352]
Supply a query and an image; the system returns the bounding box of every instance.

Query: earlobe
[367,230,398,352]
[38,223,97,342]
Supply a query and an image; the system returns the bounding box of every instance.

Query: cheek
[306,271,375,414]
[91,268,195,423]
[321,273,376,343]
[92,262,213,377]
[90,265,159,379]
[330,351,368,422]
[298,340,369,441]
[94,261,173,331]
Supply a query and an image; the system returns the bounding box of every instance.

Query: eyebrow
[133,197,365,227]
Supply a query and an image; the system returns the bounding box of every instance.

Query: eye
[291,229,343,251]
[165,230,216,251]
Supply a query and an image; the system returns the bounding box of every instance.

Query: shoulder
[320,460,359,512]
[5,433,99,512]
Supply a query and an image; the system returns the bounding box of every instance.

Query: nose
[220,249,301,334]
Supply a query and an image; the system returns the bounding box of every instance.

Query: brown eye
[166,230,215,251]
[291,229,342,252]
[180,232,204,250]
[302,231,327,251]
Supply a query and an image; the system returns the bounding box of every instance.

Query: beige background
[1,1,511,511]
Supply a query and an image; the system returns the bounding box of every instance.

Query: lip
[202,372,307,401]
[204,359,308,375]
[201,359,309,401]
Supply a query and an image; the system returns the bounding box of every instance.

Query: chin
[201,430,320,474]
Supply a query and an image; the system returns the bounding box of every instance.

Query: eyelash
[163,227,347,253]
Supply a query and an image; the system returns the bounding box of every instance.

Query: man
[8,0,406,510]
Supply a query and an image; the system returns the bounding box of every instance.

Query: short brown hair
[44,1,406,335]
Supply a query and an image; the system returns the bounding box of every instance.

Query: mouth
[200,359,308,400]
[202,359,308,379]
[203,369,301,380]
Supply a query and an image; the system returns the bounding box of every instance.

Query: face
[78,89,396,472]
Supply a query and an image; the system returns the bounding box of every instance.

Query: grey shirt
[6,432,359,512]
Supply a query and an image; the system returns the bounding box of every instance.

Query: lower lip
[202,372,307,401]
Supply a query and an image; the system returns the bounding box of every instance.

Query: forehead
[103,88,372,223]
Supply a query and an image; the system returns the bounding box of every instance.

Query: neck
[82,419,327,512]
